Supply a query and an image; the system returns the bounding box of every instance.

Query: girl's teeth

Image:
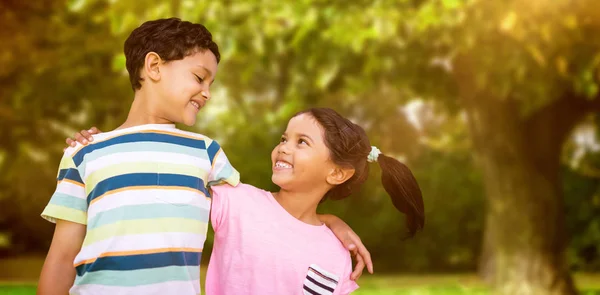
[276,161,292,168]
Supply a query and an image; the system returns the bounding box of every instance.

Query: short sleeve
[207,141,240,187]
[209,185,233,232]
[41,153,88,225]
[336,256,359,295]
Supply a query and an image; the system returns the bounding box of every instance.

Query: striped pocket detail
[303,264,339,295]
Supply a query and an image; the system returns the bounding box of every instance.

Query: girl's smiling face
[271,113,337,191]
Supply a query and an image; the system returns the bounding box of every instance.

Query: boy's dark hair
[124,18,220,91]
[296,108,425,238]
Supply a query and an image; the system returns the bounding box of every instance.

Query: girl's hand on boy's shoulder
[64,127,101,149]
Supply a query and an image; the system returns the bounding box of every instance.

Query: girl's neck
[273,189,324,226]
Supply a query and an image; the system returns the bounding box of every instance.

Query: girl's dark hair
[296,108,424,237]
[124,18,220,91]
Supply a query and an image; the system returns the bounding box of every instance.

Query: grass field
[1,281,599,295]
[1,257,598,294]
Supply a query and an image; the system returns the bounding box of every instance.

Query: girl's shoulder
[211,182,271,199]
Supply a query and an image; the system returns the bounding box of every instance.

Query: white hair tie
[367,146,381,163]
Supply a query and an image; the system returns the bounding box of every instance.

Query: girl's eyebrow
[298,133,314,143]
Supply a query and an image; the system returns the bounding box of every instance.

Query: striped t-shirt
[41,123,239,295]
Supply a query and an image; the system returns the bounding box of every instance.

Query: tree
[169,1,600,293]
[0,0,130,250]
[4,0,600,293]
[171,1,598,293]
[410,2,600,294]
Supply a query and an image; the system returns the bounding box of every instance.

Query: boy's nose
[201,90,210,100]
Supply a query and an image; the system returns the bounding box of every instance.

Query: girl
[67,107,424,294]
[205,108,424,294]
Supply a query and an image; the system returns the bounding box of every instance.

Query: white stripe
[74,232,206,263]
[307,265,339,291]
[174,129,206,140]
[88,189,211,220]
[84,151,211,176]
[309,264,340,282]
[70,279,200,295]
[304,279,335,295]
[56,181,86,200]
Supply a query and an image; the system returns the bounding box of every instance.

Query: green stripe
[74,265,200,286]
[41,204,87,225]
[83,218,207,246]
[49,193,87,211]
[85,162,209,195]
[79,142,209,174]
[88,204,209,229]
[58,155,76,171]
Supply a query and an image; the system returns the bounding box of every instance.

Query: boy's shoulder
[63,126,219,157]
[170,128,216,144]
[98,125,212,143]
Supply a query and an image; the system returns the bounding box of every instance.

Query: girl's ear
[326,167,355,186]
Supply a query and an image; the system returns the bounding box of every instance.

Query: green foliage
[562,118,600,271]
[1,0,600,275]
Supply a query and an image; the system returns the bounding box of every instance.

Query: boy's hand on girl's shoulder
[64,127,101,150]
[319,214,373,280]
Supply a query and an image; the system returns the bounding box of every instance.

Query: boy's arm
[37,219,86,295]
[39,149,88,295]
[318,214,373,280]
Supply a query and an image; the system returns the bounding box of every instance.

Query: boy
[37,18,236,295]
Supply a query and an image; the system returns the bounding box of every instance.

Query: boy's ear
[143,52,162,82]
[326,167,355,186]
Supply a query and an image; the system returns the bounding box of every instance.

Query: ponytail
[298,108,425,237]
[377,153,425,238]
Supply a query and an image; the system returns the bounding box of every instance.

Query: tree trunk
[465,98,577,295]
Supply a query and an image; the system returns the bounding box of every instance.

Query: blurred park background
[1,0,600,294]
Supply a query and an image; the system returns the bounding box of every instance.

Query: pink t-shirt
[206,183,359,295]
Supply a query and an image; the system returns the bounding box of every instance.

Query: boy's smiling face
[151,49,218,126]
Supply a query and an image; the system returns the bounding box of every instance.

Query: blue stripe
[87,173,208,204]
[57,168,83,184]
[49,193,87,211]
[159,173,208,196]
[88,204,209,228]
[73,265,200,286]
[76,251,201,276]
[73,133,207,166]
[207,141,221,163]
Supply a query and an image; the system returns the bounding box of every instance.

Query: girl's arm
[318,214,373,280]
[65,127,100,148]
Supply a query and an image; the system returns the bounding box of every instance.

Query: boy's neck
[273,189,325,226]
[118,92,172,130]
